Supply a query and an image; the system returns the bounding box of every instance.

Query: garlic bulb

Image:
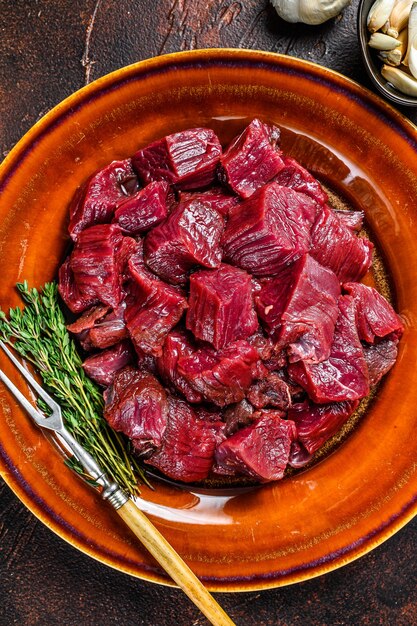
[271,0,350,25]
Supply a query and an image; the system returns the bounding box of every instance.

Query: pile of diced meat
[58,119,404,484]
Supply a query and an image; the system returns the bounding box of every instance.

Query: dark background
[0,1,416,624]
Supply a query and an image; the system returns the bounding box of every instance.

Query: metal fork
[0,340,235,626]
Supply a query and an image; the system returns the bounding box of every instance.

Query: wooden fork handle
[116,499,236,626]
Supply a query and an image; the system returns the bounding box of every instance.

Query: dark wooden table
[0,1,416,624]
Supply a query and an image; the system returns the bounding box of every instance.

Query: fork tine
[0,365,52,428]
[0,340,61,415]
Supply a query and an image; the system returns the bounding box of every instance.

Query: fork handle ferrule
[101,482,129,510]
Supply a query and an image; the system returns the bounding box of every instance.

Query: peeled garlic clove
[368,32,402,49]
[271,0,350,25]
[404,1,417,65]
[408,34,417,76]
[381,64,417,95]
[378,48,403,65]
[387,0,413,38]
[367,0,397,33]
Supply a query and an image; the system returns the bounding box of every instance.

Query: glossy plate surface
[0,49,416,591]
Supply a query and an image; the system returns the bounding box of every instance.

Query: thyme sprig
[0,281,146,496]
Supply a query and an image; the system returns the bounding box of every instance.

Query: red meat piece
[310,204,373,283]
[132,127,222,190]
[156,330,203,403]
[67,303,128,351]
[58,257,98,314]
[288,399,359,454]
[114,181,171,234]
[288,295,370,403]
[144,195,224,285]
[214,411,297,482]
[186,264,258,349]
[219,119,285,198]
[222,182,316,276]
[363,337,400,386]
[343,282,404,343]
[333,209,364,232]
[179,187,240,217]
[82,340,135,386]
[124,257,188,357]
[145,397,223,482]
[274,156,328,206]
[177,340,259,407]
[104,366,168,455]
[247,372,292,410]
[69,159,138,240]
[255,254,340,363]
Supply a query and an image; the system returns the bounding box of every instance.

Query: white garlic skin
[271,0,351,25]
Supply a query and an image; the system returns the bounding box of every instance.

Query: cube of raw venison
[67,303,128,351]
[247,372,292,410]
[219,119,285,198]
[362,336,400,386]
[343,282,404,343]
[274,156,328,206]
[104,366,168,455]
[145,396,223,482]
[288,441,313,469]
[82,340,135,386]
[114,181,171,234]
[223,399,255,436]
[177,340,259,407]
[124,257,188,357]
[255,254,340,363]
[58,225,130,313]
[58,257,98,314]
[333,209,364,232]
[186,264,258,349]
[310,205,373,283]
[156,330,203,403]
[214,411,297,482]
[179,187,240,217]
[69,159,138,240]
[144,196,224,285]
[66,224,128,310]
[132,127,222,190]
[288,399,359,454]
[222,182,317,276]
[288,295,370,403]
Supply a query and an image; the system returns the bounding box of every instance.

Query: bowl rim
[1,47,417,591]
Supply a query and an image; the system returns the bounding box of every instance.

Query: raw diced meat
[177,340,259,407]
[214,411,297,482]
[104,366,168,455]
[58,257,98,314]
[114,181,171,234]
[333,209,364,232]
[288,295,370,403]
[288,441,313,468]
[179,187,240,217]
[223,182,316,276]
[156,330,203,403]
[144,196,224,285]
[343,282,404,343]
[186,264,258,349]
[363,336,399,386]
[274,156,328,206]
[288,399,359,454]
[219,119,285,198]
[124,258,188,357]
[310,205,373,283]
[67,303,128,351]
[247,372,292,410]
[223,399,255,436]
[255,254,340,363]
[132,128,222,190]
[68,224,127,309]
[82,340,135,386]
[69,159,138,240]
[145,397,223,482]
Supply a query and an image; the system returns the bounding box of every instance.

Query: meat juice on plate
[57,118,403,488]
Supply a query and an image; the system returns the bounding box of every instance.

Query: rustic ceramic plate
[0,49,416,592]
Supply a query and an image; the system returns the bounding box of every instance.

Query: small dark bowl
[358,0,417,107]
